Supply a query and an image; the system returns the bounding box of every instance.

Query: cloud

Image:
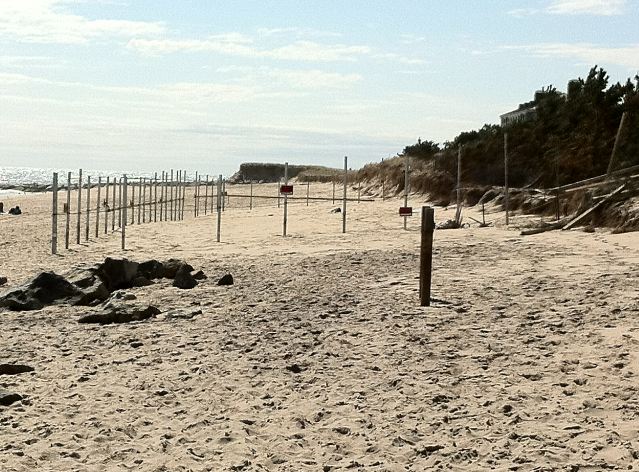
[505,42,639,69]
[127,38,370,61]
[546,0,626,15]
[218,66,362,89]
[0,0,165,44]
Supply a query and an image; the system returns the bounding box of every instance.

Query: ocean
[0,166,166,197]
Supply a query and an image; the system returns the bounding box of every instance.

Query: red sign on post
[399,206,413,217]
[280,185,293,195]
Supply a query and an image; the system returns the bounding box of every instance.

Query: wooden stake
[504,132,510,225]
[606,112,627,177]
[420,206,435,307]
[104,176,109,234]
[122,176,127,249]
[52,173,58,254]
[249,180,253,210]
[111,177,116,231]
[65,172,71,249]
[404,154,409,230]
[76,168,82,244]
[343,156,347,233]
[85,175,91,241]
[455,145,463,226]
[170,169,174,221]
[95,176,101,238]
[306,182,310,206]
[217,174,222,243]
[204,175,209,215]
[283,162,288,237]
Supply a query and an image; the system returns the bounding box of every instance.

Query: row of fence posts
[52,164,373,254]
[52,169,206,254]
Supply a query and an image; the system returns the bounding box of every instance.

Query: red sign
[399,206,413,216]
[280,185,293,195]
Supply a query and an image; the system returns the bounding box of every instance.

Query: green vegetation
[401,66,639,190]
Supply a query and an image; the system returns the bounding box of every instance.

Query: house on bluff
[499,90,546,127]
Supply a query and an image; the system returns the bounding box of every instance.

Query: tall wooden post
[249,180,253,210]
[154,173,158,222]
[420,206,435,307]
[455,145,463,226]
[332,181,336,204]
[111,177,117,231]
[85,175,91,241]
[170,169,174,221]
[138,177,143,224]
[404,154,409,230]
[342,156,348,233]
[76,168,82,244]
[65,172,71,249]
[131,177,136,225]
[607,111,627,177]
[52,173,58,254]
[306,182,310,206]
[283,162,289,237]
[95,176,101,238]
[217,175,222,243]
[118,177,123,228]
[104,176,109,234]
[504,132,509,226]
[204,175,209,214]
[122,176,127,250]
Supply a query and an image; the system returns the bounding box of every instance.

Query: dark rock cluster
[0,257,202,312]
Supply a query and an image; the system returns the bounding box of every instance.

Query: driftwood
[562,184,626,231]
[521,221,565,236]
[468,216,492,227]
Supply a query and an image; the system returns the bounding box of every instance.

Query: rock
[138,260,165,280]
[0,277,7,286]
[78,305,160,324]
[218,274,234,286]
[193,270,207,280]
[0,272,85,311]
[161,259,191,279]
[0,364,34,375]
[330,207,341,213]
[286,364,303,374]
[0,389,22,406]
[130,277,153,287]
[95,258,140,291]
[173,265,197,290]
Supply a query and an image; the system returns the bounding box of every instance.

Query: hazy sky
[1,0,638,176]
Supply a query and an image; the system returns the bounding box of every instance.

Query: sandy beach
[2,182,639,471]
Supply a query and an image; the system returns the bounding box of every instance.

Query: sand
[2,183,639,471]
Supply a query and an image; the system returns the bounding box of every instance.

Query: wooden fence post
[122,176,127,249]
[420,206,435,307]
[342,156,347,233]
[65,172,71,249]
[104,176,109,234]
[283,162,288,236]
[217,174,222,243]
[76,168,82,244]
[95,176,101,238]
[85,175,91,241]
[204,175,209,215]
[404,154,409,230]
[111,177,117,231]
[504,132,509,225]
[52,173,58,254]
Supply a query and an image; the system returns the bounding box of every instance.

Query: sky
[1,0,639,177]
